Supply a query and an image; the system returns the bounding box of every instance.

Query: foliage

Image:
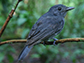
[0,0,84,63]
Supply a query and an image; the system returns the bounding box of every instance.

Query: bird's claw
[53,38,58,46]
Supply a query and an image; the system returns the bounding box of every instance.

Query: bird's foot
[43,41,45,45]
[53,38,58,46]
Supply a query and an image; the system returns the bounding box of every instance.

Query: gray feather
[18,45,33,61]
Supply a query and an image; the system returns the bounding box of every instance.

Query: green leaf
[0,53,5,62]
[21,29,30,38]
[17,18,27,26]
[31,54,40,58]
[7,54,14,63]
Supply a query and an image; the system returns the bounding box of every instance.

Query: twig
[0,0,22,37]
[0,38,84,46]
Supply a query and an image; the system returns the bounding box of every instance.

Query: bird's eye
[58,7,61,11]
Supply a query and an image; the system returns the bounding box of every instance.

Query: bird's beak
[66,7,74,11]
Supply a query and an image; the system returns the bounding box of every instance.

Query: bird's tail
[18,45,33,61]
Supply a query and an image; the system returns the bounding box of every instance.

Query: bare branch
[0,0,22,37]
[0,38,84,46]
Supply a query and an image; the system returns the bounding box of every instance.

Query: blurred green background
[0,0,84,63]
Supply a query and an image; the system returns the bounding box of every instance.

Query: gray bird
[18,4,74,61]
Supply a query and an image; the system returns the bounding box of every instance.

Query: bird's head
[49,4,74,17]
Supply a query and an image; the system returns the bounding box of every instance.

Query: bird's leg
[43,40,48,45]
[53,38,58,46]
[43,41,45,45]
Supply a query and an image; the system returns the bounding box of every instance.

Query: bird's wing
[27,16,51,39]
[27,16,64,44]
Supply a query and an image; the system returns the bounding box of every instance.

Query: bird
[18,4,74,61]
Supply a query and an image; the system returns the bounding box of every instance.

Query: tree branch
[0,0,22,37]
[0,38,84,46]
